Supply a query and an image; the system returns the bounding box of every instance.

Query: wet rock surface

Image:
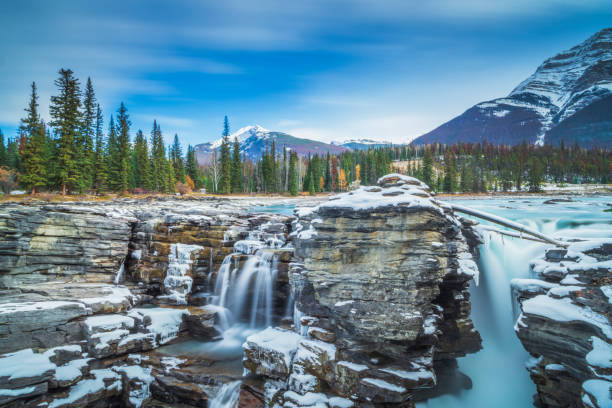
[512,239,612,408]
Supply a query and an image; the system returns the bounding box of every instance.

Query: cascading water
[161,221,286,361]
[208,380,241,408]
[418,195,611,407]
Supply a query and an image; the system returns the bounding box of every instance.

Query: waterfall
[206,221,285,330]
[159,243,203,305]
[208,381,241,408]
[113,260,125,285]
[212,250,278,328]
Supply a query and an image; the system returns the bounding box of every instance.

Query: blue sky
[1,1,611,146]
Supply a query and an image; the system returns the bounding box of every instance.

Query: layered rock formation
[512,240,612,408]
[242,174,482,407]
[0,197,295,408]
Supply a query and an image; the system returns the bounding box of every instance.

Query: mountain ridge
[414,28,612,147]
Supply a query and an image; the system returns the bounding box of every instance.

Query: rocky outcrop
[243,174,482,407]
[512,240,612,408]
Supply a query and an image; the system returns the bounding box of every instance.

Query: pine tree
[49,68,81,195]
[150,121,167,192]
[421,148,433,187]
[80,77,96,191]
[19,83,47,193]
[170,134,185,183]
[0,130,6,167]
[219,116,231,194]
[106,116,118,190]
[93,105,106,192]
[288,151,298,196]
[115,103,131,192]
[231,137,242,193]
[185,145,200,189]
[133,130,149,188]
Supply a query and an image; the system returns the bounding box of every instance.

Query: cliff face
[512,240,612,408]
[243,174,482,407]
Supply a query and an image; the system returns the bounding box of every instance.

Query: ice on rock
[53,358,91,383]
[458,252,480,285]
[361,378,406,393]
[337,361,369,372]
[243,327,302,375]
[159,243,203,305]
[113,365,154,408]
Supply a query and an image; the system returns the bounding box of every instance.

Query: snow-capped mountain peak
[210,124,271,149]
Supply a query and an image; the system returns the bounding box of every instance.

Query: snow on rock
[457,251,479,285]
[243,327,303,378]
[128,307,189,346]
[48,368,122,408]
[337,361,369,372]
[521,295,611,340]
[582,379,612,408]
[85,314,135,332]
[0,348,56,383]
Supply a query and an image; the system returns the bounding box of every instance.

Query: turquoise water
[250,195,612,407]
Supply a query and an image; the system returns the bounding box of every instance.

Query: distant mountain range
[414,28,612,148]
[194,125,349,165]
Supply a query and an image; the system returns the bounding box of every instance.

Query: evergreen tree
[219,116,231,194]
[527,156,543,192]
[49,68,81,195]
[80,77,96,190]
[231,136,242,193]
[288,151,298,196]
[170,134,185,183]
[92,105,107,192]
[19,83,47,193]
[185,145,200,188]
[106,116,118,190]
[421,148,434,187]
[114,103,131,192]
[0,130,6,167]
[6,138,21,172]
[133,130,149,188]
[149,121,167,192]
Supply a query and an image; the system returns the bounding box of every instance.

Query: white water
[418,195,611,407]
[208,380,241,408]
[113,261,125,285]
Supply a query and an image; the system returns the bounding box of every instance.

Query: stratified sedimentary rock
[243,174,482,407]
[512,239,612,408]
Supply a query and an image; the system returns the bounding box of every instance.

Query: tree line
[0,69,204,195]
[1,68,609,196]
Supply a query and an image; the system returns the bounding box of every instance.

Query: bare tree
[210,149,220,193]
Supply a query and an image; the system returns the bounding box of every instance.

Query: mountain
[194,125,348,165]
[332,139,394,150]
[414,28,612,148]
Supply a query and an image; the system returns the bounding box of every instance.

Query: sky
[1,1,611,146]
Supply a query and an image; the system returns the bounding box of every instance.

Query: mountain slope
[194,125,348,165]
[415,28,612,147]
